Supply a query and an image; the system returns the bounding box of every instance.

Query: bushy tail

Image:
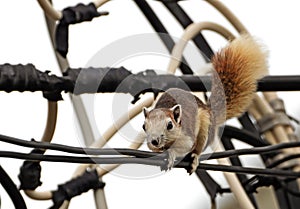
[211,34,268,120]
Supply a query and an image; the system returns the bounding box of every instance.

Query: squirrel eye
[142,124,146,131]
[166,121,173,130]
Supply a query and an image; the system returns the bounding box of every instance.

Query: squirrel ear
[143,107,149,118]
[170,104,182,124]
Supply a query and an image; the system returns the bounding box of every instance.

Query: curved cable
[24,101,58,199]
[0,165,27,209]
[167,21,235,74]
[41,101,58,143]
[205,0,249,34]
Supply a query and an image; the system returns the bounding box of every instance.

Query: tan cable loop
[24,101,58,200]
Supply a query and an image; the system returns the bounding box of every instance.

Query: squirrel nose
[151,139,159,146]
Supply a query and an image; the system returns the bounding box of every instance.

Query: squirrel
[142,34,268,174]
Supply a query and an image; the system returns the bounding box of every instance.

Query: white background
[0,1,300,209]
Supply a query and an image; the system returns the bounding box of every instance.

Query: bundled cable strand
[1,150,300,179]
[1,130,300,179]
[1,64,300,100]
[2,126,300,160]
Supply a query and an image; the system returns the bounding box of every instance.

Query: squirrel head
[142,104,182,152]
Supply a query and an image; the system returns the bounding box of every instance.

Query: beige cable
[24,101,58,200]
[205,0,248,34]
[93,0,111,8]
[36,0,111,20]
[215,146,255,209]
[37,0,62,20]
[41,101,58,143]
[167,21,235,74]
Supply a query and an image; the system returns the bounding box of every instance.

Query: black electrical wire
[161,0,214,60]
[0,165,27,209]
[267,154,300,169]
[200,140,300,161]
[1,130,300,161]
[2,131,300,161]
[0,134,162,158]
[0,151,164,166]
[133,0,193,74]
[0,150,299,178]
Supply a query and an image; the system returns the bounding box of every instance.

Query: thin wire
[267,154,300,169]
[0,150,299,178]
[3,131,300,160]
[0,133,160,157]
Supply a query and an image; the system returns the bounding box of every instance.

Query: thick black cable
[133,0,193,74]
[195,169,224,203]
[238,113,262,139]
[1,64,300,101]
[161,1,214,60]
[0,165,27,209]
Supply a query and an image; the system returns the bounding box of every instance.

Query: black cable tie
[50,169,105,209]
[18,148,44,190]
[55,3,109,58]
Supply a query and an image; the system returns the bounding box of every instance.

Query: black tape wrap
[50,169,105,209]
[55,3,108,57]
[18,148,44,190]
[64,67,154,103]
[0,64,65,101]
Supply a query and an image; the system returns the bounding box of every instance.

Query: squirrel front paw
[161,150,176,171]
[188,153,199,174]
